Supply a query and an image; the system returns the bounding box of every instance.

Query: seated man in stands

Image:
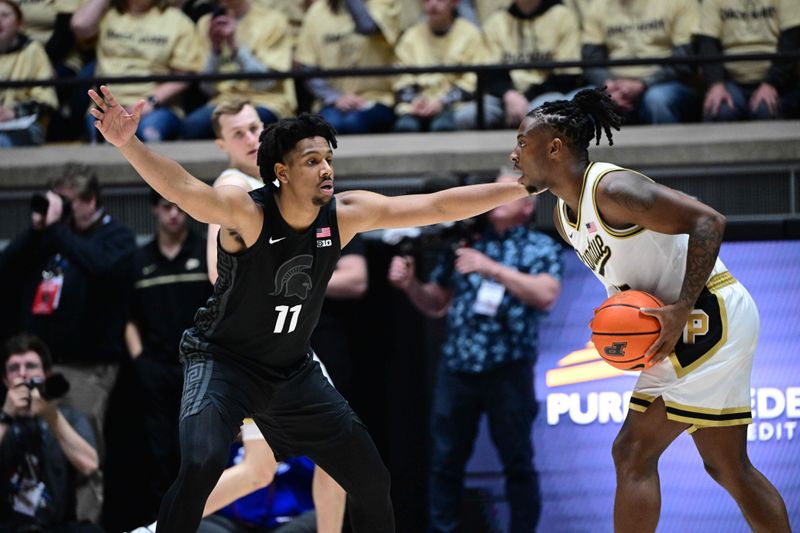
[455,0,506,27]
[0,334,101,532]
[71,0,202,142]
[463,0,587,129]
[393,0,486,132]
[295,0,400,134]
[581,0,700,124]
[695,0,800,121]
[181,0,296,139]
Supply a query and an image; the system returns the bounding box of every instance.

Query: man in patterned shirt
[388,170,563,533]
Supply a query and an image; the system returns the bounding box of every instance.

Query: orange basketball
[589,290,664,371]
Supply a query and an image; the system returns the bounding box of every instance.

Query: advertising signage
[466,240,799,532]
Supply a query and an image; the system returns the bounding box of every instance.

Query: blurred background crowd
[1,0,799,148]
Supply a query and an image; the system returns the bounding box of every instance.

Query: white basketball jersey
[556,162,727,303]
[215,168,264,191]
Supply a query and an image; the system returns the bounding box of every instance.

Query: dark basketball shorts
[179,350,363,460]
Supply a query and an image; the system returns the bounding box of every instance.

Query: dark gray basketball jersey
[183,187,342,376]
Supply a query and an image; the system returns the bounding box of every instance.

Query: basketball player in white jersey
[206,101,267,285]
[509,88,790,532]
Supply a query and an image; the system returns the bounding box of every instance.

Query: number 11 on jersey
[274,305,302,333]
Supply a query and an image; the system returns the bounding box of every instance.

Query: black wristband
[146,94,160,107]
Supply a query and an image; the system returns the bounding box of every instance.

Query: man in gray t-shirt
[0,334,101,532]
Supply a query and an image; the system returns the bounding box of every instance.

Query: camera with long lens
[393,218,481,259]
[25,374,70,402]
[30,192,73,224]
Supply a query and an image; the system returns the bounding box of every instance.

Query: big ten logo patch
[316,226,332,248]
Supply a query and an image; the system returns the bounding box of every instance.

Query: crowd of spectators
[1,0,799,148]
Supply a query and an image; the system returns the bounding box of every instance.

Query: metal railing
[3,51,799,128]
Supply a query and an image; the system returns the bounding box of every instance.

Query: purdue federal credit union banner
[466,240,799,532]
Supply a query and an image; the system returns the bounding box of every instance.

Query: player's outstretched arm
[88,86,259,234]
[336,181,529,242]
[597,171,726,365]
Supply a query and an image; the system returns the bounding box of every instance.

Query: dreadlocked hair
[526,88,622,153]
[257,113,338,189]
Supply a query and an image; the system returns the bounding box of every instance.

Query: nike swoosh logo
[269,237,286,244]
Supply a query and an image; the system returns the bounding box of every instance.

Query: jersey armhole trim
[553,201,570,244]
[592,168,646,239]
[562,162,594,230]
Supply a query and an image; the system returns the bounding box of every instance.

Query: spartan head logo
[269,255,313,300]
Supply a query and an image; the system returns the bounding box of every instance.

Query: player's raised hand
[88,85,144,147]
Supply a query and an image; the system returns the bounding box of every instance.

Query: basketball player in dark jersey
[88,85,530,533]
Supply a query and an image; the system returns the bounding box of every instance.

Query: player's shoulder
[595,166,653,195]
[335,189,381,206]
[334,189,386,226]
[214,169,260,190]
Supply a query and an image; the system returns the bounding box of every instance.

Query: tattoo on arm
[606,180,656,213]
[679,216,723,307]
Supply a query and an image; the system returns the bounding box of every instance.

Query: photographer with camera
[388,170,563,533]
[0,333,101,532]
[0,163,137,524]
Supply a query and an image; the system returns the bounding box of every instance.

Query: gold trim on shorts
[628,392,752,432]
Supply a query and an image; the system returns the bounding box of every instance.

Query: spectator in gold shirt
[72,0,202,142]
[295,0,400,134]
[181,0,296,139]
[0,0,58,147]
[471,0,587,129]
[582,0,700,124]
[695,0,800,121]
[393,0,486,132]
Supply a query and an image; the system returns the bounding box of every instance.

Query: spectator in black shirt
[125,190,213,521]
[309,236,368,403]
